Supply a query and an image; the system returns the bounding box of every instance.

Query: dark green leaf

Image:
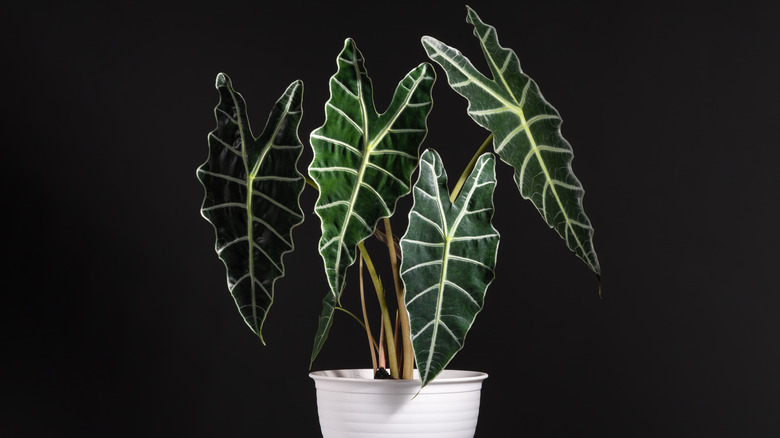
[308,39,435,362]
[197,74,305,343]
[400,149,499,387]
[422,7,600,277]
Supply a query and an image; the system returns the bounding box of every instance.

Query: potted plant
[197,6,600,437]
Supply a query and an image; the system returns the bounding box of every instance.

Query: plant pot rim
[309,368,488,384]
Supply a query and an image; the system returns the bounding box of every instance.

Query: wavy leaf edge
[421,6,601,278]
[197,73,306,344]
[400,148,500,387]
[307,38,436,364]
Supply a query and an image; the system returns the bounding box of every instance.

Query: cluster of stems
[309,134,493,379]
[356,220,413,379]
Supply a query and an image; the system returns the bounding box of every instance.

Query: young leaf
[422,6,600,277]
[310,293,337,368]
[308,38,434,327]
[400,149,499,387]
[197,74,305,344]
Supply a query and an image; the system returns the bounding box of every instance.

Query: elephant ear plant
[197,6,601,389]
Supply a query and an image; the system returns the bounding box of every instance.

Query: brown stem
[383,218,414,379]
[358,242,399,378]
[394,311,404,375]
[359,256,378,374]
[377,318,386,370]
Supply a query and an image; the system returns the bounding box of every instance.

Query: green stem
[304,175,318,190]
[334,306,367,332]
[335,305,380,351]
[359,256,378,373]
[450,133,493,202]
[358,241,400,378]
[378,318,386,369]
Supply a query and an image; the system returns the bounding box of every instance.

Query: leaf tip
[288,79,304,98]
[338,38,361,64]
[416,61,435,78]
[465,5,478,22]
[215,72,230,89]
[255,329,267,346]
[420,35,437,49]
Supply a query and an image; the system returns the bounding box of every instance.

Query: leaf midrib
[331,64,427,298]
[423,157,487,382]
[225,86,262,333]
[424,157,449,382]
[332,55,370,299]
[426,38,586,259]
[238,83,297,334]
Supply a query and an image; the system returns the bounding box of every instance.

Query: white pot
[310,369,488,438]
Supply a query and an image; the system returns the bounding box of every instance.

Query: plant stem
[393,311,403,374]
[378,318,386,369]
[450,133,493,202]
[333,306,366,330]
[359,256,378,374]
[332,306,380,351]
[358,241,400,378]
[304,175,318,190]
[383,218,414,379]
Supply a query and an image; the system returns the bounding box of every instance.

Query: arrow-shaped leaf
[422,7,600,277]
[308,38,434,305]
[308,39,435,364]
[400,149,499,387]
[197,74,305,344]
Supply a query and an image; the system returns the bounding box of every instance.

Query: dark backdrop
[3,1,779,436]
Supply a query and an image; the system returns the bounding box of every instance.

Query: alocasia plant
[198,6,600,388]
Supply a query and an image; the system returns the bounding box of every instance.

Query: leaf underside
[400,149,499,387]
[197,73,305,343]
[422,6,600,277]
[308,38,435,365]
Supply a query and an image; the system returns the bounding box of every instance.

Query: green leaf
[310,293,337,368]
[197,73,306,344]
[307,38,435,360]
[400,149,499,387]
[422,7,600,277]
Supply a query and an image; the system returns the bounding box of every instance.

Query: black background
[3,0,779,436]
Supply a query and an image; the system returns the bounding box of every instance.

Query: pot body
[310,369,487,438]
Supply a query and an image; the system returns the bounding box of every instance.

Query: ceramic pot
[310,369,488,438]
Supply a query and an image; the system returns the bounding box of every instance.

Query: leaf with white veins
[197,74,305,343]
[422,6,600,277]
[400,149,499,387]
[308,38,435,362]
